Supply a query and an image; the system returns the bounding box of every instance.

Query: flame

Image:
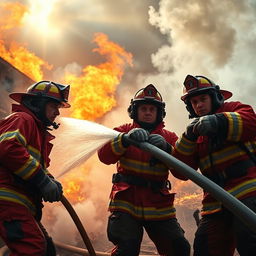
[61,33,133,202]
[0,2,26,30]
[0,1,202,212]
[0,2,52,81]
[175,192,202,209]
[64,33,133,121]
[61,172,87,204]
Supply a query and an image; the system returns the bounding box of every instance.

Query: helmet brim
[9,92,71,108]
[220,90,232,100]
[181,88,232,101]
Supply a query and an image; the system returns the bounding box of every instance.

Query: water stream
[49,117,119,178]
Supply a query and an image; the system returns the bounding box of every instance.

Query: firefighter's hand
[184,118,200,141]
[148,134,168,150]
[39,176,63,202]
[193,115,219,136]
[127,128,149,142]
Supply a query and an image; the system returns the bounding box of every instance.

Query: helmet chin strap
[52,122,60,129]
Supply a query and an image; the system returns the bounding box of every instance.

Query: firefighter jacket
[174,101,256,216]
[98,121,179,221]
[0,104,55,216]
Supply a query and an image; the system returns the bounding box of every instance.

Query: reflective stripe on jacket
[0,104,55,215]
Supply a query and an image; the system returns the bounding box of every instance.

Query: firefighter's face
[137,104,157,123]
[45,101,61,122]
[190,94,212,116]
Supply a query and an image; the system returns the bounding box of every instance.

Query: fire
[175,192,202,209]
[0,2,52,81]
[0,2,26,30]
[61,33,133,202]
[64,33,133,121]
[61,172,86,204]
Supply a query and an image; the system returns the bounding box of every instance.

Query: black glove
[38,175,63,203]
[126,128,149,142]
[184,118,200,141]
[148,134,168,150]
[193,115,219,136]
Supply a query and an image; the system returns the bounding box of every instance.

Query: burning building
[0,56,34,118]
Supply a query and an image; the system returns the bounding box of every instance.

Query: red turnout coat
[98,121,179,221]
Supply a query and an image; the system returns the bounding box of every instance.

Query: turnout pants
[107,211,191,256]
[0,202,56,256]
[194,197,256,256]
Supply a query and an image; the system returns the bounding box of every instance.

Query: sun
[23,0,60,37]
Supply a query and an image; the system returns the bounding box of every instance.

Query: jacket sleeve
[98,125,128,165]
[171,134,199,180]
[221,101,256,142]
[0,114,46,182]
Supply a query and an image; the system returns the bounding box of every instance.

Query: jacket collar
[11,104,55,141]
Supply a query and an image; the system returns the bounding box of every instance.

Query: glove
[184,118,200,141]
[148,134,168,150]
[38,175,63,202]
[126,128,149,142]
[193,115,219,136]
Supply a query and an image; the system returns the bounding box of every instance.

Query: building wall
[0,57,35,118]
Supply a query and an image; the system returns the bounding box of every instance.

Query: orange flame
[61,172,87,204]
[0,2,26,30]
[64,33,133,121]
[0,2,52,81]
[175,192,202,209]
[62,33,133,202]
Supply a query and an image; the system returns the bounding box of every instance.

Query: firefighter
[98,84,191,256]
[174,75,256,256]
[0,81,71,255]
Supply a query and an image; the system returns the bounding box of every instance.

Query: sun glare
[24,0,60,37]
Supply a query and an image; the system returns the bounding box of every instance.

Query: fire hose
[61,195,96,256]
[60,138,256,256]
[127,139,256,231]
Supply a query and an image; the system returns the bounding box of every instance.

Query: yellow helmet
[9,81,71,108]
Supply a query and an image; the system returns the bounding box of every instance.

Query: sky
[1,0,256,252]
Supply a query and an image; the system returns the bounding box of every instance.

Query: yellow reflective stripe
[27,145,41,161]
[120,158,168,176]
[44,169,50,175]
[202,180,256,215]
[228,179,256,198]
[49,85,59,93]
[109,199,175,219]
[35,82,47,91]
[175,136,196,156]
[111,133,126,155]
[201,201,222,215]
[14,155,40,180]
[225,112,243,141]
[0,187,36,215]
[200,144,246,170]
[0,129,27,146]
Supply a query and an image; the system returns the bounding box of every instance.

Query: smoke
[146,0,256,116]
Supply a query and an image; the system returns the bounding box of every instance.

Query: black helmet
[128,84,166,124]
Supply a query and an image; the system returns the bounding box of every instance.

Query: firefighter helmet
[128,84,166,123]
[9,81,71,129]
[9,81,71,108]
[181,75,232,118]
